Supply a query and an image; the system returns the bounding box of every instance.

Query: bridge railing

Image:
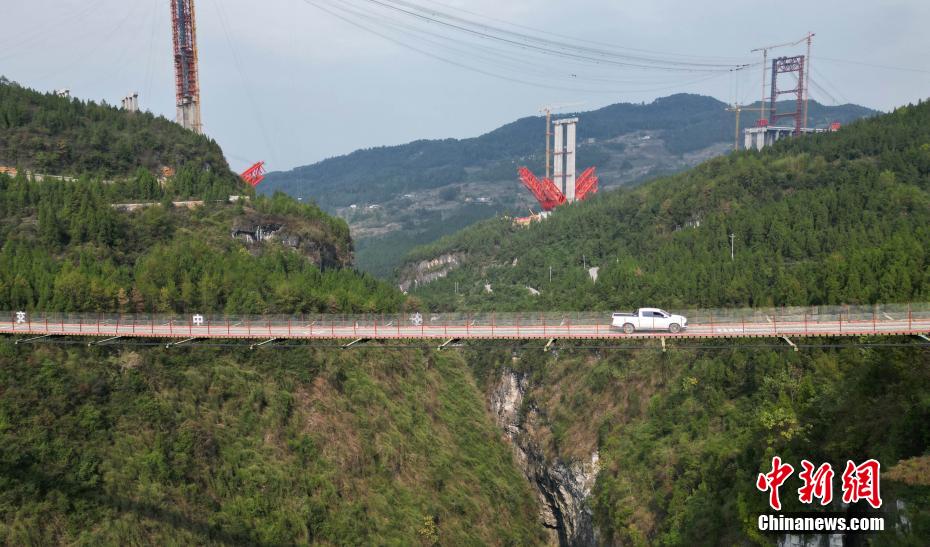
[1,304,929,338]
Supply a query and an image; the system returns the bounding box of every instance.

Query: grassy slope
[0,343,542,545]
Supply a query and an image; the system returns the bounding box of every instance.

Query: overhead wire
[342,0,752,73]
[302,0,568,90]
[142,0,164,109]
[28,0,146,84]
[367,0,753,71]
[317,0,726,90]
[810,67,851,105]
[0,0,110,61]
[210,0,279,165]
[303,0,736,95]
[808,77,839,106]
[416,0,756,65]
[94,3,161,93]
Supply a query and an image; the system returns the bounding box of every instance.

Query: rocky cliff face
[231,213,348,269]
[489,370,599,546]
[397,253,463,293]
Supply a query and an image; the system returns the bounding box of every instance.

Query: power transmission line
[303,0,732,94]
[321,0,752,73]
[416,0,755,64]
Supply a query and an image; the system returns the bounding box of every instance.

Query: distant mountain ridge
[400,99,930,311]
[265,94,875,207]
[262,94,876,276]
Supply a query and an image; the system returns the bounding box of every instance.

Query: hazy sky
[2,0,929,171]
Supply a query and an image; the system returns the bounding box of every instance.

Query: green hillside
[401,100,930,543]
[262,94,875,277]
[0,82,543,544]
[0,344,543,545]
[0,170,403,315]
[3,77,929,545]
[468,342,930,544]
[265,94,873,210]
[0,77,231,179]
[403,99,930,311]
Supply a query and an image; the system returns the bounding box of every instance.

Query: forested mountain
[397,99,930,543]
[0,344,543,545]
[402,99,930,311]
[2,78,928,545]
[0,77,230,178]
[0,82,544,544]
[263,93,875,277]
[0,173,403,314]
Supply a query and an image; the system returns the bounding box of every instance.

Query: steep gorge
[488,368,599,546]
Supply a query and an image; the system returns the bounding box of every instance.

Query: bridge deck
[1,307,929,341]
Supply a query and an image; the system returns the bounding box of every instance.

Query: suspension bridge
[2,305,930,348]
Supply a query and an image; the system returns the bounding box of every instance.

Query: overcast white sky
[2,0,929,171]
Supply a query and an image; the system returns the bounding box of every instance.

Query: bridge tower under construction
[552,118,578,202]
[171,0,202,134]
[517,116,597,214]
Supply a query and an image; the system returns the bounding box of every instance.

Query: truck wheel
[669,323,681,334]
[623,323,635,334]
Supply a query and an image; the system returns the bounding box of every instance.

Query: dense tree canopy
[0,173,400,314]
[0,77,234,180]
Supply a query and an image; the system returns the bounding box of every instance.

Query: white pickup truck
[612,308,688,334]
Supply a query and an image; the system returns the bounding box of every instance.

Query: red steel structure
[518,166,598,211]
[171,0,203,134]
[240,161,266,187]
[574,167,598,201]
[769,55,805,135]
[518,167,565,210]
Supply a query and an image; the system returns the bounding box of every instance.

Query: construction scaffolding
[171,0,203,134]
[769,55,805,135]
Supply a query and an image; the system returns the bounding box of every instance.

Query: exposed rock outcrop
[231,213,348,269]
[398,253,464,292]
[490,370,598,546]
